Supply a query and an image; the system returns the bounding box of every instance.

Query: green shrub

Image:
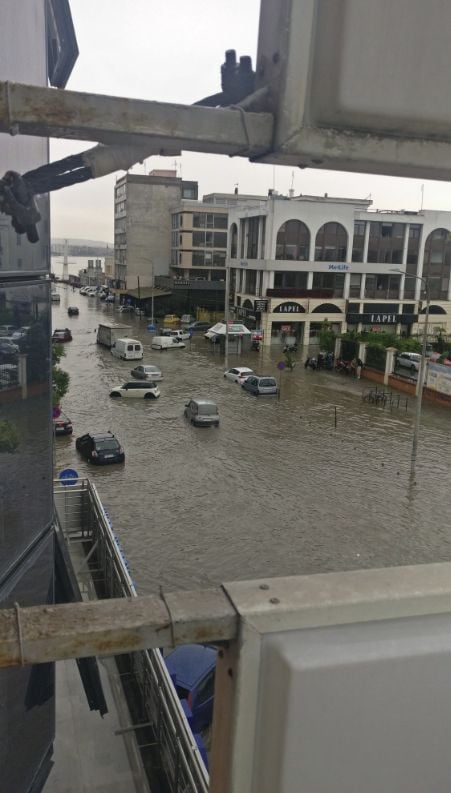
[0,419,19,453]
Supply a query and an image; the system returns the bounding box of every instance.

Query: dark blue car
[164,644,216,733]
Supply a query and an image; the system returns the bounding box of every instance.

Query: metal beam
[0,588,237,669]
[0,81,273,157]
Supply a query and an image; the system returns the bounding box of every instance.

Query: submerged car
[161,328,191,341]
[165,644,217,733]
[109,381,160,399]
[242,375,279,395]
[53,410,73,435]
[184,399,220,427]
[130,364,163,381]
[75,431,125,464]
[187,321,211,332]
[52,328,72,343]
[224,367,254,384]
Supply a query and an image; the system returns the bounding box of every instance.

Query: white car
[162,328,191,341]
[130,364,163,381]
[110,381,160,399]
[223,367,254,384]
[396,352,422,372]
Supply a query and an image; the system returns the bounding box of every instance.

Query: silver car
[184,398,219,427]
[396,352,422,373]
[130,364,163,381]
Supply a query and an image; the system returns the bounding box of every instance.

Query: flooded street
[53,285,451,595]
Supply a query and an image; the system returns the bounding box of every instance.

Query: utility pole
[151,262,155,326]
[224,262,230,369]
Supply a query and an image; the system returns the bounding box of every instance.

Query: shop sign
[328,263,350,271]
[346,313,418,325]
[254,299,268,312]
[274,302,303,314]
[239,260,248,267]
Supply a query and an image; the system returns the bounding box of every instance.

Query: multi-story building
[0,2,78,792]
[114,170,198,289]
[170,191,266,283]
[228,193,451,345]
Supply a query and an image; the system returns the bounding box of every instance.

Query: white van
[111,338,143,360]
[151,336,186,351]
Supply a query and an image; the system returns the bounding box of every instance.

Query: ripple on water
[53,292,451,593]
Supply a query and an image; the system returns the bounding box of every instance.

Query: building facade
[228,194,451,344]
[0,2,77,792]
[114,170,198,289]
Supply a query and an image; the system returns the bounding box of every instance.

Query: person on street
[356,358,363,379]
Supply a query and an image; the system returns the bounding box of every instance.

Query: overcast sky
[50,0,451,242]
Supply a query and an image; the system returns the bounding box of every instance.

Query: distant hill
[51,237,113,257]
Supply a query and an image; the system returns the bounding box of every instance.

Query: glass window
[423,228,451,299]
[314,223,347,262]
[246,218,260,259]
[276,220,310,261]
[352,221,365,262]
[0,281,52,579]
[214,214,227,229]
[367,221,406,264]
[230,223,238,259]
[312,272,345,296]
[213,232,227,248]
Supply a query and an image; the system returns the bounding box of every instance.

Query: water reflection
[52,286,451,594]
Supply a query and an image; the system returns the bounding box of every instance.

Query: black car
[187,321,211,332]
[68,306,79,316]
[53,411,73,435]
[75,432,125,464]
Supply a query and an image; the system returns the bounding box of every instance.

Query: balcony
[267,288,334,299]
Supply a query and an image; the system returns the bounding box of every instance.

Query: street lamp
[391,268,431,483]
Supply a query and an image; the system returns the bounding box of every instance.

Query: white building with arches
[227,194,451,346]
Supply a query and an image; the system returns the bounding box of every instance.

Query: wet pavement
[53,285,451,595]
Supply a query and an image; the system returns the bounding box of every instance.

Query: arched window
[243,299,253,310]
[420,305,447,315]
[275,220,310,261]
[230,223,238,259]
[315,222,348,262]
[423,228,451,299]
[312,303,343,313]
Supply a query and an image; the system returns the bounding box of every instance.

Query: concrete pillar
[334,334,342,360]
[18,353,27,399]
[344,272,351,299]
[360,273,366,300]
[399,274,406,300]
[384,346,397,386]
[307,271,313,290]
[303,321,310,348]
[358,341,367,364]
[415,228,425,300]
[261,313,272,346]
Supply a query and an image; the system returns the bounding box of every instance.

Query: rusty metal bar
[0,587,237,669]
[0,81,273,156]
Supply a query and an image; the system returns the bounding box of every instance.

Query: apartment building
[170,192,265,283]
[114,170,198,289]
[228,194,451,345]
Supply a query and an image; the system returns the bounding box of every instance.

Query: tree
[318,319,336,353]
[52,343,70,406]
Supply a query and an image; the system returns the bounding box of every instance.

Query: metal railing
[54,478,209,793]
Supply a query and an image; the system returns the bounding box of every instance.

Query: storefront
[269,300,306,345]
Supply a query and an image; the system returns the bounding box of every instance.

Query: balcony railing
[54,479,209,793]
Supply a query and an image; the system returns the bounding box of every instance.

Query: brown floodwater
[53,286,451,595]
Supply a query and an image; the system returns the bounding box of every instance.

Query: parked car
[0,325,16,336]
[396,352,422,372]
[111,338,143,360]
[162,328,191,341]
[75,431,125,464]
[104,295,115,303]
[130,364,163,381]
[52,328,72,343]
[151,336,186,351]
[0,364,18,388]
[53,410,73,435]
[0,338,19,356]
[68,306,79,316]
[109,381,160,399]
[187,321,211,332]
[164,644,217,733]
[242,375,279,395]
[224,367,254,384]
[184,398,219,427]
[251,330,264,341]
[11,326,30,341]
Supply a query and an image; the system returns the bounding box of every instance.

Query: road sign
[59,468,79,487]
[277,361,286,371]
